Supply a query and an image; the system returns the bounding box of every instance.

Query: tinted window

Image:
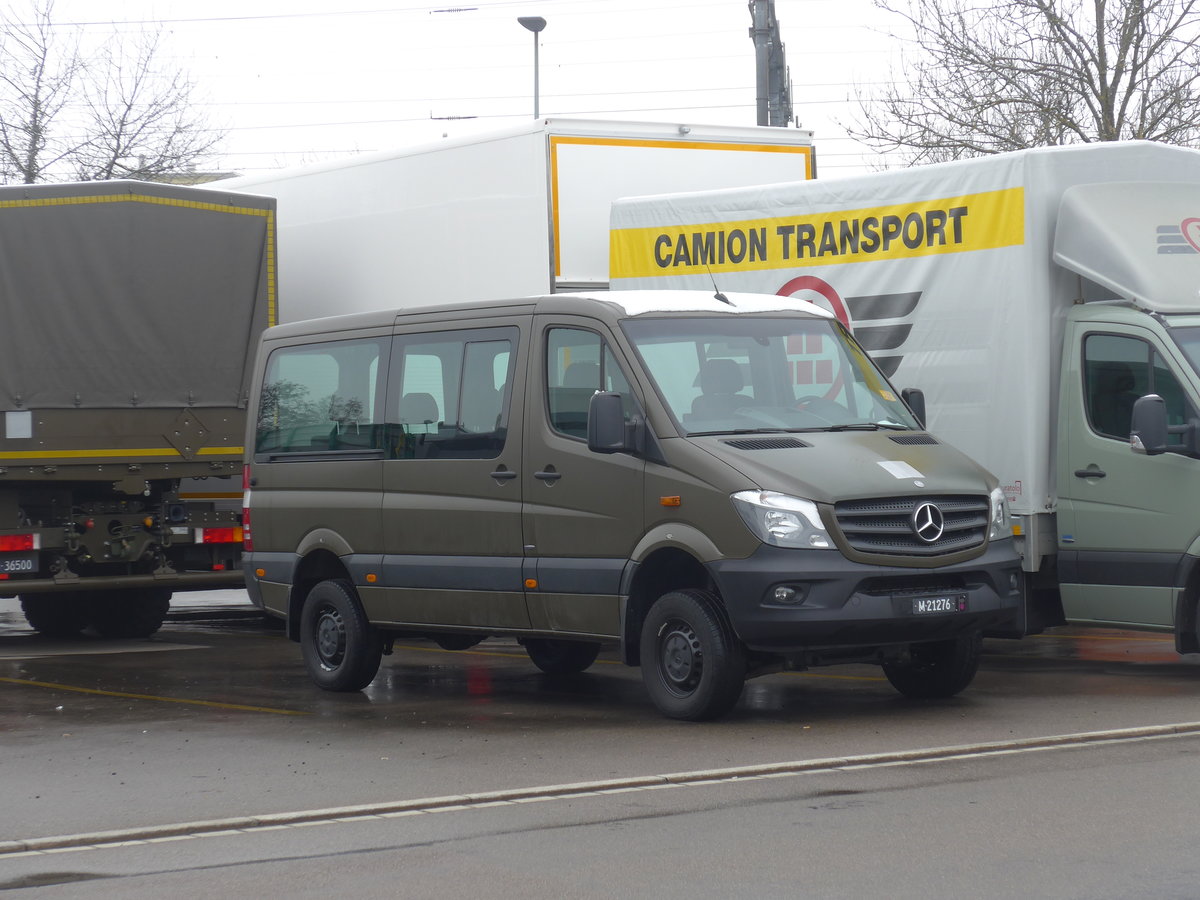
[256,338,386,455]
[546,328,634,439]
[1083,333,1192,445]
[385,328,516,459]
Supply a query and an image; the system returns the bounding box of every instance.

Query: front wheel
[523,638,601,675]
[882,631,983,699]
[639,589,746,721]
[299,580,384,692]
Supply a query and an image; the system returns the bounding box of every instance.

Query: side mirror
[901,387,927,430]
[1130,394,1168,455]
[587,391,633,454]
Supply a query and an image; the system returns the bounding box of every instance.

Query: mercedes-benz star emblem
[911,502,945,543]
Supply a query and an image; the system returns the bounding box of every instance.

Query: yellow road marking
[0,676,309,716]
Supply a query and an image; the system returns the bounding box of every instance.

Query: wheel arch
[1174,553,1200,654]
[621,545,715,666]
[286,549,353,641]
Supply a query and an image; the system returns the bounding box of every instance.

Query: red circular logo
[1183,218,1200,254]
[776,275,852,329]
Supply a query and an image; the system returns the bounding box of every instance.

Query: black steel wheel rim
[659,618,702,695]
[314,604,347,669]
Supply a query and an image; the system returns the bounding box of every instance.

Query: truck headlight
[731,491,833,550]
[988,487,1011,541]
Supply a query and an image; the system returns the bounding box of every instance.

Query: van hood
[687,430,996,501]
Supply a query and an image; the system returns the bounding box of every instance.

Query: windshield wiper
[687,427,791,436]
[821,421,915,432]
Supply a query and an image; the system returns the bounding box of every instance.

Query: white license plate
[0,554,37,574]
[911,593,967,615]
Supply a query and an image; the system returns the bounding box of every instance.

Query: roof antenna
[705,263,734,305]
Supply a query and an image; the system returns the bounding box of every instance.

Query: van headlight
[731,491,834,550]
[988,487,1011,541]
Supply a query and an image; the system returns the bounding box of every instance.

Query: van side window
[386,327,516,459]
[546,328,633,439]
[255,338,385,455]
[1083,334,1192,444]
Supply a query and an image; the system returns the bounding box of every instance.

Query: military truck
[0,180,276,637]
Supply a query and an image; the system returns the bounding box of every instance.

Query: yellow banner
[610,187,1025,279]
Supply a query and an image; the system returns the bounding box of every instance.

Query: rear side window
[385,327,517,459]
[256,338,387,454]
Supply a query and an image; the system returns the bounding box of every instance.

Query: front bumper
[708,540,1023,653]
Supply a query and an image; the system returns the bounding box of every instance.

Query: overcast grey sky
[45,0,900,177]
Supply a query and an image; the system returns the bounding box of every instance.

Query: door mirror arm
[587,391,667,463]
[1174,419,1200,458]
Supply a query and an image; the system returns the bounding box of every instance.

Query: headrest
[699,358,743,394]
[398,392,439,424]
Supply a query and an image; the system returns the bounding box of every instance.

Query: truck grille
[832,495,989,558]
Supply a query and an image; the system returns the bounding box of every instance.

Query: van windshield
[621,316,919,435]
[1169,325,1200,377]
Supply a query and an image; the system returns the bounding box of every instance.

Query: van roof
[262,290,832,340]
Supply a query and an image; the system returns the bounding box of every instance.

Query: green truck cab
[243,291,1021,719]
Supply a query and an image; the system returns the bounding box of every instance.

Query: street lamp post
[517,16,546,118]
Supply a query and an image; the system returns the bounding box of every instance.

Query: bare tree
[850,0,1200,165]
[71,29,223,181]
[0,0,223,183]
[0,1,84,182]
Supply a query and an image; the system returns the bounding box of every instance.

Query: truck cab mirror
[588,391,633,454]
[1130,394,1168,455]
[901,388,927,429]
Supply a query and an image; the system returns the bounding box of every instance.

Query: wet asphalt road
[3,591,1200,895]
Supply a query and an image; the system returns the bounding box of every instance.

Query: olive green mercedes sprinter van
[243,291,1022,720]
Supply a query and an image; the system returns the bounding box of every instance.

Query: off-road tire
[523,638,601,675]
[20,594,89,637]
[89,589,171,639]
[882,631,983,699]
[639,588,746,721]
[300,579,384,692]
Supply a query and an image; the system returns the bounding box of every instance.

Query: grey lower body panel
[708,540,1023,653]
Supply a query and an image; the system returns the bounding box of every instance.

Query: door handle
[534,467,561,483]
[490,468,518,482]
[1074,468,1107,479]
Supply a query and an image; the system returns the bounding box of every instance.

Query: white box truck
[609,141,1200,649]
[221,118,813,322]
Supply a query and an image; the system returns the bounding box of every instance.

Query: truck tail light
[242,465,253,552]
[0,533,38,552]
[195,526,244,545]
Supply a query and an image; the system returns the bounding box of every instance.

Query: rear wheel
[434,634,486,651]
[639,588,746,721]
[882,631,983,699]
[19,594,89,637]
[300,579,384,692]
[89,589,171,639]
[523,638,601,675]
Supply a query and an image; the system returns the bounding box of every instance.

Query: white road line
[4,720,1200,858]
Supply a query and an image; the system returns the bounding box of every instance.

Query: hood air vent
[722,437,811,450]
[888,434,938,445]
